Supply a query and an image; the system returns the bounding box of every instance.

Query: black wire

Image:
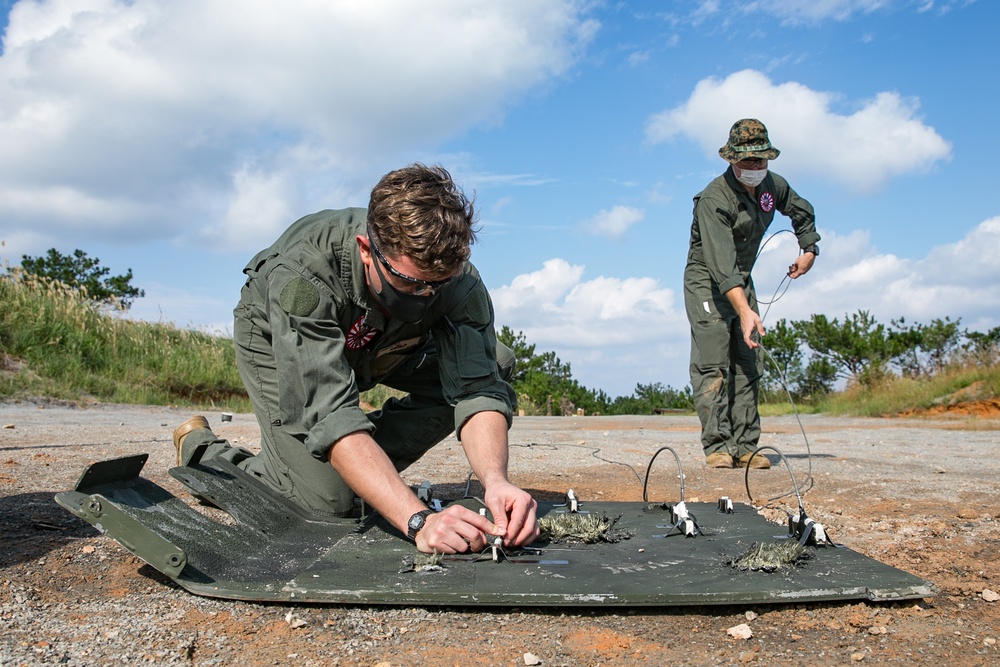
[755,342,816,501]
[754,228,797,321]
[510,442,646,488]
[641,446,684,504]
[758,274,791,323]
[741,445,806,515]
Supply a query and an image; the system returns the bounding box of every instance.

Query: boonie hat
[719,118,780,163]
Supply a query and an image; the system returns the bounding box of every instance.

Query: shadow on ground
[0,491,99,568]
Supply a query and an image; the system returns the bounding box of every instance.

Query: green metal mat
[54,454,936,606]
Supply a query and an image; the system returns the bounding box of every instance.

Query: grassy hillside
[815,364,1000,417]
[1,270,250,410]
[756,363,1000,419]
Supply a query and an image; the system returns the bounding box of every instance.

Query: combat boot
[736,452,771,469]
[705,452,734,468]
[172,415,210,465]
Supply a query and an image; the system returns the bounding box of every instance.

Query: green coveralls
[683,169,818,458]
[182,208,516,519]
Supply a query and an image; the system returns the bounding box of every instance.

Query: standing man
[683,119,820,469]
[173,163,539,553]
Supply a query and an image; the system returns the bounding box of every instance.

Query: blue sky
[1,0,997,396]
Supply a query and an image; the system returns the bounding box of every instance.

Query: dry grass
[0,268,247,409]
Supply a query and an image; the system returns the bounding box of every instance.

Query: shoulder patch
[279,276,320,317]
[466,287,492,326]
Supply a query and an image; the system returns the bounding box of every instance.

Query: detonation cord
[751,342,816,503]
[505,442,646,489]
[754,229,796,321]
[741,231,818,506]
[642,446,685,504]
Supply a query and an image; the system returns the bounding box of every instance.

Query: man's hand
[484,480,540,547]
[738,309,764,350]
[787,251,816,279]
[456,410,540,548]
[724,285,764,350]
[414,505,502,554]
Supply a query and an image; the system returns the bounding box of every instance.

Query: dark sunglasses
[367,231,454,292]
[735,157,767,169]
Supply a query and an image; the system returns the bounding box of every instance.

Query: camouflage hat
[718,118,780,163]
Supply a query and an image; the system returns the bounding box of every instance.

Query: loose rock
[728,624,753,640]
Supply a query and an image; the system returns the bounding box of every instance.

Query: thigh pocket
[691,318,732,369]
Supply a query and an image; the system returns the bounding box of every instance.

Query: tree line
[497,326,694,416]
[760,312,999,400]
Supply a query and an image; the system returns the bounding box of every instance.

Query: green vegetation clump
[729,541,809,572]
[538,512,631,544]
[20,248,145,310]
[758,311,1000,417]
[0,268,248,409]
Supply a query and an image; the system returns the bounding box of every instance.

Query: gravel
[2,399,999,666]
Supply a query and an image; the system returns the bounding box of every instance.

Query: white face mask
[735,167,767,188]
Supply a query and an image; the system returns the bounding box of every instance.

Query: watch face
[408,513,424,530]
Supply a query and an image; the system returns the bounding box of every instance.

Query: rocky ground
[1,399,999,666]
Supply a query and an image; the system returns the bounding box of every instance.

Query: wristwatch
[803,244,819,256]
[406,509,434,541]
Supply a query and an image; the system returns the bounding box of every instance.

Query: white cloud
[685,1,965,27]
[492,258,586,315]
[918,215,1000,284]
[738,0,891,25]
[209,165,296,251]
[645,69,951,193]
[492,258,686,395]
[0,0,596,253]
[584,205,644,238]
[688,0,900,29]
[626,50,650,66]
[744,219,1000,333]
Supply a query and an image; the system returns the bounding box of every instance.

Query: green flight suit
[182,208,515,519]
[683,169,818,458]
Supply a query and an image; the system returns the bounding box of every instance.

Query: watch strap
[406,509,433,541]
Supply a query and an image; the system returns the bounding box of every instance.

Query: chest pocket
[732,204,756,242]
[368,336,425,379]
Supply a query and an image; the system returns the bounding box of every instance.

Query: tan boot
[705,452,734,468]
[172,415,210,465]
[736,452,771,469]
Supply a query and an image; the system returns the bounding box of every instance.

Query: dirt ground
[2,399,999,666]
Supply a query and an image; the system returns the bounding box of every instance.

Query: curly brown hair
[367,164,477,278]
